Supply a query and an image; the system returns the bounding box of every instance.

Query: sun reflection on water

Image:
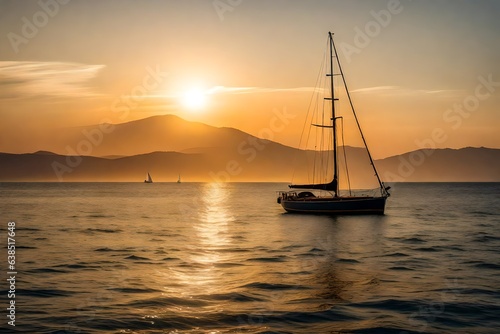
[196,183,233,247]
[167,183,235,296]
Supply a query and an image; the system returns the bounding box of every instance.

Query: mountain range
[1,115,499,182]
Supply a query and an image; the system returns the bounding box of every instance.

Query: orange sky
[0,0,499,158]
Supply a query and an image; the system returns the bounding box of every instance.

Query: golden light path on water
[190,183,233,292]
[164,183,235,298]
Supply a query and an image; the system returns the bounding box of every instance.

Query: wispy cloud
[206,86,324,95]
[351,85,465,98]
[205,86,258,94]
[146,85,322,100]
[350,86,400,94]
[0,61,105,100]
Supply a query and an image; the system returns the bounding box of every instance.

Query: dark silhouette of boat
[277,32,390,215]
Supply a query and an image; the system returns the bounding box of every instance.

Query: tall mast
[328,32,339,196]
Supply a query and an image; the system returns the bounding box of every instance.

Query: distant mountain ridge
[0,115,498,182]
[53,115,268,157]
[377,147,500,182]
[0,147,498,182]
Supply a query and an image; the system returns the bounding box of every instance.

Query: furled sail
[289,179,337,192]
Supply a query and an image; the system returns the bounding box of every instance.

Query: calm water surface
[1,182,499,333]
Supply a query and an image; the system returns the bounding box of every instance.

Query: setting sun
[181,88,207,110]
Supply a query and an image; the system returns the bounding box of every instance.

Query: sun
[181,87,207,111]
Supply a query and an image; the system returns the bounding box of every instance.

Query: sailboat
[277,32,391,215]
[177,174,181,183]
[144,172,153,183]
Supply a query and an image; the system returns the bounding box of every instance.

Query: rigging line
[312,94,321,184]
[318,43,329,184]
[313,49,329,184]
[294,44,327,184]
[320,83,327,182]
[321,84,330,182]
[340,117,352,196]
[326,118,332,184]
[297,44,326,150]
[316,98,324,183]
[331,36,387,196]
[305,92,318,184]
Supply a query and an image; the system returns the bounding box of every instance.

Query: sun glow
[180,87,207,111]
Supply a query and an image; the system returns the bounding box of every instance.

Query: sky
[0,0,499,158]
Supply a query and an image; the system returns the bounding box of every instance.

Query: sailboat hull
[279,195,387,215]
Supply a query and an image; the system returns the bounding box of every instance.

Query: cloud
[205,86,258,94]
[351,85,464,98]
[0,61,105,100]
[146,85,322,100]
[350,86,400,94]
[205,85,324,95]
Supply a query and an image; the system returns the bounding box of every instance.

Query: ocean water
[1,182,499,334]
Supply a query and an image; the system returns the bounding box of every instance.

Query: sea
[1,182,499,334]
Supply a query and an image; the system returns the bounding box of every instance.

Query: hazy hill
[377,147,500,182]
[1,115,499,182]
[0,147,498,183]
[53,115,269,157]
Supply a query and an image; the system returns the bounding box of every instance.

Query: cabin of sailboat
[277,32,390,215]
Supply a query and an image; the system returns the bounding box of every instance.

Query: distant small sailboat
[277,32,390,215]
[177,174,181,183]
[144,172,153,183]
